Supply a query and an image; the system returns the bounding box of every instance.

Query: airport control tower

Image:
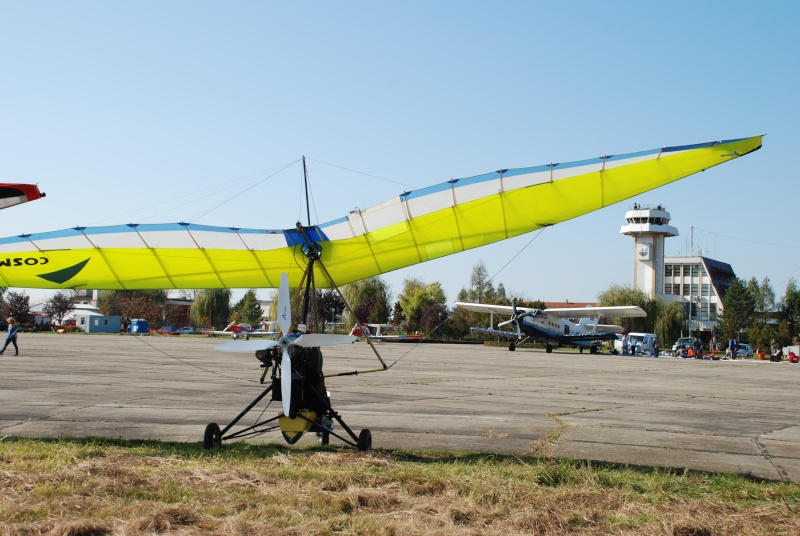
[620,204,679,298]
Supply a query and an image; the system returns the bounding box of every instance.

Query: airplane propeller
[497,299,533,329]
[215,272,356,417]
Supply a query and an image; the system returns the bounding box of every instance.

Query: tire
[204,422,222,449]
[318,431,330,445]
[356,429,372,452]
[545,344,553,353]
[508,342,516,352]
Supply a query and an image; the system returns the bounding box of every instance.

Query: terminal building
[620,204,735,335]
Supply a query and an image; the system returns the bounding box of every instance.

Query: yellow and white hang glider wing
[0,136,762,290]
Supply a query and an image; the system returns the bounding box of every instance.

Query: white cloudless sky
[1,1,797,307]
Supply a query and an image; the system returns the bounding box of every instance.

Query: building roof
[700,256,736,300]
[664,255,736,302]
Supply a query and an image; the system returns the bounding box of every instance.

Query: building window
[664,283,672,294]
[709,303,717,321]
[682,284,690,296]
[701,303,709,321]
[665,265,673,277]
[701,284,710,296]
[691,284,699,295]
[683,264,691,276]
[691,265,700,276]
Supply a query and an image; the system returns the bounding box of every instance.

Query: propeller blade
[511,298,518,317]
[277,272,290,335]
[293,334,357,347]
[281,348,292,416]
[215,340,280,353]
[498,318,515,328]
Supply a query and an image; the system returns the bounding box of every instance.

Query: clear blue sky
[1,1,797,307]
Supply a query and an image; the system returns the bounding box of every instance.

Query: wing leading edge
[0,136,762,290]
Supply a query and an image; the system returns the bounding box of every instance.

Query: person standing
[0,317,19,356]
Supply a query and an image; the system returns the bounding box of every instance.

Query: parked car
[156,326,180,335]
[737,343,754,358]
[672,337,697,353]
[176,326,194,334]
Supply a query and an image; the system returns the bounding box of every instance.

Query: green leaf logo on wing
[37,258,90,284]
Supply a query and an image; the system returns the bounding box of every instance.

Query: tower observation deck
[620,204,679,298]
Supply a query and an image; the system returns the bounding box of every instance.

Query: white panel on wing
[31,235,96,250]
[238,232,288,251]
[551,162,605,182]
[502,170,550,192]
[86,231,147,249]
[191,230,248,250]
[0,241,39,253]
[137,230,196,249]
[452,179,499,205]
[406,189,452,218]
[347,213,367,236]
[360,197,406,231]
[603,152,657,171]
[320,220,354,241]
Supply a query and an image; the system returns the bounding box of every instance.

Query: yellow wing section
[0,136,762,290]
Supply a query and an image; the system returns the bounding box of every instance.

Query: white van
[615,332,657,356]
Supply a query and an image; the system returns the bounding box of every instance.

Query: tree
[420,303,450,337]
[97,290,168,324]
[340,276,392,327]
[755,276,776,316]
[309,289,345,332]
[716,278,755,340]
[397,277,446,333]
[778,279,800,340]
[597,284,661,334]
[43,291,75,325]
[4,290,31,323]
[653,301,685,348]
[232,290,263,325]
[191,289,232,329]
[390,301,404,325]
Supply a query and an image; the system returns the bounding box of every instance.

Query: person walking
[0,317,18,356]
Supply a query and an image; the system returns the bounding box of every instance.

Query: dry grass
[1,437,798,535]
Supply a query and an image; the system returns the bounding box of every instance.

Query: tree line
[4,265,798,351]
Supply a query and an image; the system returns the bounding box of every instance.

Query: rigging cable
[132,335,261,383]
[307,157,416,189]
[487,227,548,284]
[189,159,301,223]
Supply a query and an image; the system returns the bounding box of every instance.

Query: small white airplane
[455,300,646,353]
[207,321,280,340]
[348,322,423,342]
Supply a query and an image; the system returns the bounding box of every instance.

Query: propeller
[215,272,356,417]
[498,299,532,329]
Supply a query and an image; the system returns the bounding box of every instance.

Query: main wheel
[545,344,553,353]
[508,342,516,352]
[318,431,330,445]
[356,429,372,452]
[204,422,222,449]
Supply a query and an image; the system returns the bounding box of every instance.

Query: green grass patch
[0,436,798,534]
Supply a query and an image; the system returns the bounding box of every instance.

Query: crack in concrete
[751,421,800,481]
[752,434,791,481]
[532,407,608,456]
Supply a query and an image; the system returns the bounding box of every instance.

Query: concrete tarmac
[0,333,798,481]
